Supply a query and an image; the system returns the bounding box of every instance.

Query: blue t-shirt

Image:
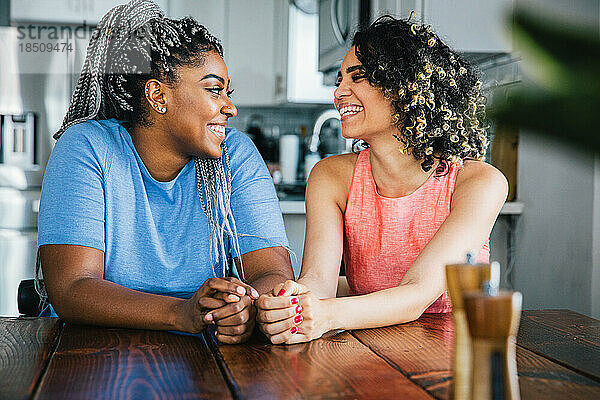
[38,119,288,301]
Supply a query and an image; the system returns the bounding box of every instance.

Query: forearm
[249,271,293,295]
[324,283,438,331]
[50,277,188,332]
[240,246,294,295]
[298,275,336,299]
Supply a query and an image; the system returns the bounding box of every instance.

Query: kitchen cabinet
[12,0,332,106]
[281,199,522,280]
[169,0,226,47]
[225,0,334,105]
[172,0,333,106]
[370,0,513,53]
[222,0,288,106]
[170,0,285,106]
[11,0,170,24]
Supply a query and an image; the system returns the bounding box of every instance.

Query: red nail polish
[295,305,303,314]
[290,326,298,334]
[294,315,303,324]
[277,288,286,296]
[291,297,299,305]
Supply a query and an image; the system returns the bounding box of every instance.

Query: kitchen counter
[280,200,525,278]
[281,200,525,215]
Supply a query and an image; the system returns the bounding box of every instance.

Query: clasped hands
[182,278,329,345]
[256,280,331,345]
[181,277,260,344]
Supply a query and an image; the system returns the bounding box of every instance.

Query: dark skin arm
[40,244,292,337]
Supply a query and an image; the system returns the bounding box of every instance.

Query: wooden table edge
[31,319,64,398]
[517,309,600,383]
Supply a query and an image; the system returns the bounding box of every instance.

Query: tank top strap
[346,149,373,212]
[442,160,459,187]
[352,148,372,183]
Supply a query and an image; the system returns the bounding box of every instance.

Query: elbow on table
[45,276,97,323]
[402,306,426,324]
[395,283,442,323]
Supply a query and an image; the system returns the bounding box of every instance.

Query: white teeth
[208,124,225,138]
[338,105,364,117]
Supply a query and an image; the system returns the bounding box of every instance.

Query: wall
[515,134,597,317]
[593,155,600,318]
[510,0,600,318]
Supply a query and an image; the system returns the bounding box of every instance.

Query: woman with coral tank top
[256,15,508,344]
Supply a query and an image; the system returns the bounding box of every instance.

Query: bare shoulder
[306,152,359,207]
[454,160,508,203]
[310,153,358,180]
[456,160,507,189]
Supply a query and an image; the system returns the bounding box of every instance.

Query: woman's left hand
[255,280,332,344]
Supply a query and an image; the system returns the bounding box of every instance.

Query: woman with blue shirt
[37,0,293,344]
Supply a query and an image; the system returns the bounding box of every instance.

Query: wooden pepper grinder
[463,288,522,400]
[445,256,497,400]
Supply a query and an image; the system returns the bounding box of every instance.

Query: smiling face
[163,51,237,159]
[334,47,395,142]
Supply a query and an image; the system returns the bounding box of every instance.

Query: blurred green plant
[491,10,600,152]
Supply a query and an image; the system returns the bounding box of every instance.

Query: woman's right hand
[177,277,259,334]
[256,280,332,344]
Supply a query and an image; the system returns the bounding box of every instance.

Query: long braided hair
[35,0,244,307]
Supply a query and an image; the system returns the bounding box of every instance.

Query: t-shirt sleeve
[38,122,108,251]
[225,129,289,256]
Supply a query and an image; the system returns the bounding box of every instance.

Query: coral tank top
[343,149,490,313]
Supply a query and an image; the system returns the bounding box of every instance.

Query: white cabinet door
[12,0,170,24]
[224,0,287,106]
[86,0,169,24]
[11,0,87,23]
[423,0,513,53]
[370,0,513,53]
[168,0,226,42]
[371,0,422,20]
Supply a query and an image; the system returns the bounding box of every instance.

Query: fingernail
[252,289,259,298]
[294,315,303,324]
[290,326,298,334]
[205,313,213,321]
[295,305,303,314]
[291,297,299,305]
[277,288,286,296]
[236,286,246,295]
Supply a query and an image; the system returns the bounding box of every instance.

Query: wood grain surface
[215,329,433,400]
[517,309,600,382]
[36,324,233,400]
[352,314,455,399]
[0,317,62,400]
[352,313,600,399]
[2,310,599,400]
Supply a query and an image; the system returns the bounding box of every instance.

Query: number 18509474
[19,42,73,53]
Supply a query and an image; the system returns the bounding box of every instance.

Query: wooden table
[1,309,598,399]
